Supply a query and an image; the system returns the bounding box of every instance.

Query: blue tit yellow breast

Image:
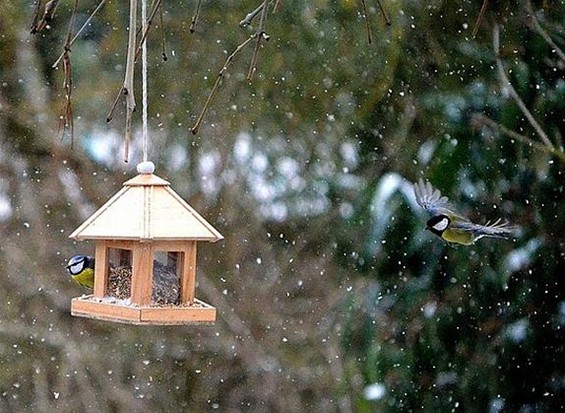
[71,267,94,289]
[441,228,475,245]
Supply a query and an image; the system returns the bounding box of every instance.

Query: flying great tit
[413,178,515,245]
[65,255,180,304]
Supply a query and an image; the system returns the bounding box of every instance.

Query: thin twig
[556,129,564,150]
[524,0,565,64]
[106,89,123,123]
[58,0,79,143]
[52,0,107,68]
[472,0,489,38]
[375,0,391,26]
[59,51,74,141]
[247,0,270,80]
[125,106,133,163]
[136,0,163,61]
[473,113,565,163]
[158,0,168,60]
[30,0,43,34]
[493,24,555,151]
[190,0,202,33]
[360,0,373,44]
[191,35,256,134]
[240,0,272,27]
[30,0,60,34]
[106,0,163,123]
[472,114,547,152]
[123,0,138,162]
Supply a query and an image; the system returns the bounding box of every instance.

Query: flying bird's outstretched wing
[452,218,515,241]
[413,178,466,219]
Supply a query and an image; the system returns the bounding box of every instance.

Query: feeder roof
[70,173,223,242]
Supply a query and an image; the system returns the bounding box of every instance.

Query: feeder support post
[131,244,153,305]
[93,241,109,298]
[180,241,197,304]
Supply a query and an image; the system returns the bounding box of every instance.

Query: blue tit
[66,255,95,289]
[414,179,515,245]
[66,255,179,304]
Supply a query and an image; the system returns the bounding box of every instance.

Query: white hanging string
[141,0,149,162]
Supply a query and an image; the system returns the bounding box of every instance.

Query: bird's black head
[66,255,95,275]
[426,214,451,236]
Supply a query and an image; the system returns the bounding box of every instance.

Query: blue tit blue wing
[451,218,515,240]
[413,178,463,217]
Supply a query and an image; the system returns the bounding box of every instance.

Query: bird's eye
[68,262,84,275]
[432,218,449,231]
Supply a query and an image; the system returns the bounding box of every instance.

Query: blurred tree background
[0,0,563,411]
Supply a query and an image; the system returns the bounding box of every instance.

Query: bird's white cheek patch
[69,263,83,275]
[433,218,449,231]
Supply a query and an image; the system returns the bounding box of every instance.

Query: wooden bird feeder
[69,167,223,325]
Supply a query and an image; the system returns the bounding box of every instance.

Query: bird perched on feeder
[66,255,95,288]
[413,178,515,245]
[65,255,180,304]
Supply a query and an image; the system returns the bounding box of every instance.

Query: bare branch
[493,24,556,151]
[240,0,272,27]
[30,0,43,34]
[360,0,373,44]
[30,0,60,34]
[125,108,133,163]
[472,0,489,38]
[106,89,123,123]
[472,114,565,163]
[247,0,270,80]
[59,50,74,142]
[360,0,391,45]
[159,0,168,60]
[52,0,107,68]
[57,0,78,143]
[190,0,203,33]
[136,0,163,61]
[525,0,565,64]
[107,0,163,123]
[472,114,546,151]
[375,0,391,26]
[123,0,138,112]
[122,0,138,162]
[191,35,256,135]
